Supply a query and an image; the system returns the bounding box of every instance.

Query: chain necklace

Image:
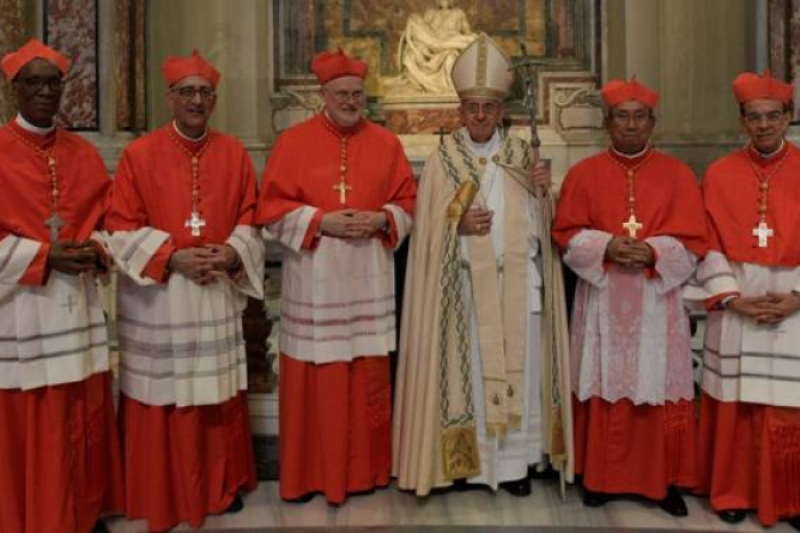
[168,126,212,237]
[608,148,655,238]
[323,118,354,205]
[9,127,64,242]
[747,143,789,248]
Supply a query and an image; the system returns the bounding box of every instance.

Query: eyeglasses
[15,76,65,92]
[462,102,501,116]
[328,90,365,103]
[609,110,651,125]
[172,86,216,102]
[743,111,786,125]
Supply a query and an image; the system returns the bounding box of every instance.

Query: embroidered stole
[436,130,529,479]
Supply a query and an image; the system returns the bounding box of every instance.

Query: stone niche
[271,0,607,181]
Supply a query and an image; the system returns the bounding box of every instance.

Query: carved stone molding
[550,81,604,137]
[270,89,323,134]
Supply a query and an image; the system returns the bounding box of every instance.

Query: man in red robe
[0,39,123,533]
[552,78,708,515]
[257,49,416,505]
[689,71,800,530]
[105,51,264,532]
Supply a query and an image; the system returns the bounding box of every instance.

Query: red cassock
[698,142,800,525]
[553,148,708,499]
[0,121,123,533]
[257,113,416,504]
[106,125,259,531]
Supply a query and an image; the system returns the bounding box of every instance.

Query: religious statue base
[380,95,462,135]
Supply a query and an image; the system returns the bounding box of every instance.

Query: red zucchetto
[311,49,368,84]
[1,38,69,80]
[161,50,220,87]
[601,77,659,108]
[732,71,793,105]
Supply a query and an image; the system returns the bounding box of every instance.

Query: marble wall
[146,0,272,159]
[0,0,31,122]
[114,0,146,131]
[606,0,751,137]
[45,0,99,130]
[768,0,800,120]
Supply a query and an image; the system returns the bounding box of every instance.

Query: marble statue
[387,0,477,95]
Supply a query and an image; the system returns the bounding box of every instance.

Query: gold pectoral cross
[184,211,207,237]
[622,214,643,238]
[752,221,774,248]
[333,180,352,205]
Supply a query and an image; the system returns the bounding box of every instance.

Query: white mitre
[451,33,514,100]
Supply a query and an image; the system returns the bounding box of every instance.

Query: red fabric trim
[18,243,50,286]
[696,393,800,526]
[142,240,175,282]
[379,207,399,249]
[704,291,739,312]
[120,393,256,532]
[278,353,391,504]
[573,395,698,500]
[302,209,324,251]
[0,373,123,533]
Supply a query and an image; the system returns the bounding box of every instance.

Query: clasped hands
[47,240,106,275]
[727,293,800,325]
[604,236,655,269]
[168,244,241,285]
[320,210,387,239]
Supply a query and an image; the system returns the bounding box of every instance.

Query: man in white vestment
[393,33,572,497]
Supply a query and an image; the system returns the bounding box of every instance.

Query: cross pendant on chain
[45,212,65,242]
[333,180,352,205]
[752,221,774,248]
[184,211,207,237]
[622,214,643,238]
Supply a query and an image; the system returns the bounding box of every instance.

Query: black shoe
[717,509,746,524]
[283,492,317,504]
[656,487,688,517]
[788,516,800,531]
[225,494,244,514]
[452,478,491,493]
[582,488,610,507]
[528,464,559,481]
[500,477,531,497]
[92,521,109,533]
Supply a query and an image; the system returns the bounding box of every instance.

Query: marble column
[603,0,753,173]
[147,0,273,169]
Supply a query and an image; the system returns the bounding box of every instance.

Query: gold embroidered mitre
[451,33,514,100]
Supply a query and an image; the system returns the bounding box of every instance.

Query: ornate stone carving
[551,82,604,134]
[270,89,323,134]
[385,0,477,96]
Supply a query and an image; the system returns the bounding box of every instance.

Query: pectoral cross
[622,214,643,238]
[752,221,774,248]
[333,180,352,205]
[184,211,207,237]
[61,294,76,313]
[45,212,65,242]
